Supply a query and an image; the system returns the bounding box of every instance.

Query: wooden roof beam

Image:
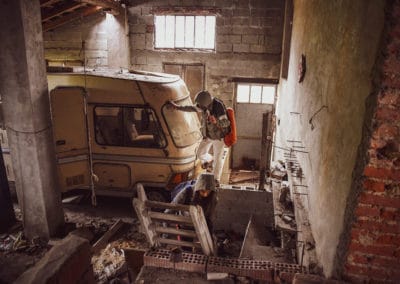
[40,0,63,8]
[80,0,123,15]
[42,2,87,22]
[43,5,103,32]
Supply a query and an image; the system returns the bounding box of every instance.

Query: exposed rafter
[43,5,103,32]
[42,2,86,22]
[80,0,123,15]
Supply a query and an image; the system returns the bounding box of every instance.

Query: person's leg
[197,138,213,164]
[211,139,226,183]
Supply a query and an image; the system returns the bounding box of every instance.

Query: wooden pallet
[133,184,215,256]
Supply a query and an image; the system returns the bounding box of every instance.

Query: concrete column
[0,143,15,233]
[0,0,64,239]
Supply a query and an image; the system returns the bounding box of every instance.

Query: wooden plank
[156,237,201,249]
[40,0,62,8]
[92,219,124,253]
[80,0,123,15]
[136,183,147,202]
[42,2,86,22]
[148,212,193,224]
[190,205,215,256]
[43,6,102,32]
[133,199,156,247]
[144,199,191,212]
[153,226,197,238]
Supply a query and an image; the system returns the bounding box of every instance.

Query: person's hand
[208,115,217,124]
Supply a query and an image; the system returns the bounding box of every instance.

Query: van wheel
[145,188,171,203]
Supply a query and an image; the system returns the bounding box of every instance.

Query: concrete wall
[44,12,129,69]
[128,0,284,105]
[274,0,385,278]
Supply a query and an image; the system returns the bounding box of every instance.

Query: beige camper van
[2,69,203,200]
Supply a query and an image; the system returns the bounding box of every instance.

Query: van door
[50,87,92,192]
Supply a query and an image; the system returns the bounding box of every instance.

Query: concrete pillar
[0,0,64,239]
[0,143,15,233]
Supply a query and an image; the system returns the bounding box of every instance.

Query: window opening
[94,106,166,148]
[155,15,216,49]
[236,84,276,104]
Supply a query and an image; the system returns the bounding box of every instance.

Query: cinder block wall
[128,0,284,105]
[341,1,400,282]
[43,12,129,69]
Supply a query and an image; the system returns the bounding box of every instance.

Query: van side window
[94,106,166,148]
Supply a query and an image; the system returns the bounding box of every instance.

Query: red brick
[359,192,400,208]
[355,204,380,217]
[349,241,397,257]
[377,89,400,106]
[376,106,400,121]
[380,208,399,221]
[370,255,400,269]
[344,264,393,280]
[382,72,400,89]
[374,123,399,139]
[347,253,372,265]
[363,179,386,192]
[376,234,400,246]
[354,219,400,234]
[363,166,400,180]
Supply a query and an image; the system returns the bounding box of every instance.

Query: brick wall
[343,1,400,282]
[128,0,284,104]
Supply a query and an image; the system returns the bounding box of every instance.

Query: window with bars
[236,84,276,104]
[154,15,216,49]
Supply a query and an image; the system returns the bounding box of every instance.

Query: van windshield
[162,97,202,147]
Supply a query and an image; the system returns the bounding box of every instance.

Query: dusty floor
[0,172,293,283]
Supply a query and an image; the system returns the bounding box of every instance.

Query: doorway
[232,82,276,170]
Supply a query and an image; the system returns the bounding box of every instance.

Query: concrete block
[229,35,242,44]
[233,44,250,53]
[250,44,266,53]
[15,235,94,284]
[85,39,107,50]
[242,35,259,45]
[128,6,141,16]
[233,8,249,17]
[141,6,151,16]
[217,26,233,35]
[145,33,154,50]
[217,43,233,53]
[216,35,229,44]
[231,17,250,26]
[44,40,82,49]
[131,34,146,50]
[85,50,107,58]
[135,56,147,65]
[130,23,147,34]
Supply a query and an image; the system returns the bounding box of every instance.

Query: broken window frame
[93,104,167,149]
[236,83,276,105]
[154,14,216,50]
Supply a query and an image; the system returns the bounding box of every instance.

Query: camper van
[1,69,203,200]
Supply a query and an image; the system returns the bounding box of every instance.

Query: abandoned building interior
[0,0,399,283]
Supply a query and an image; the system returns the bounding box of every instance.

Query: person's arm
[210,99,230,129]
[167,100,200,112]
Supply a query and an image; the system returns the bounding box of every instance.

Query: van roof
[47,67,181,84]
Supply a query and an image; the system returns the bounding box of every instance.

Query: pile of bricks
[143,248,304,282]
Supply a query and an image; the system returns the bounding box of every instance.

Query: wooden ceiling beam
[40,0,63,8]
[80,0,123,15]
[42,2,86,22]
[43,5,103,32]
